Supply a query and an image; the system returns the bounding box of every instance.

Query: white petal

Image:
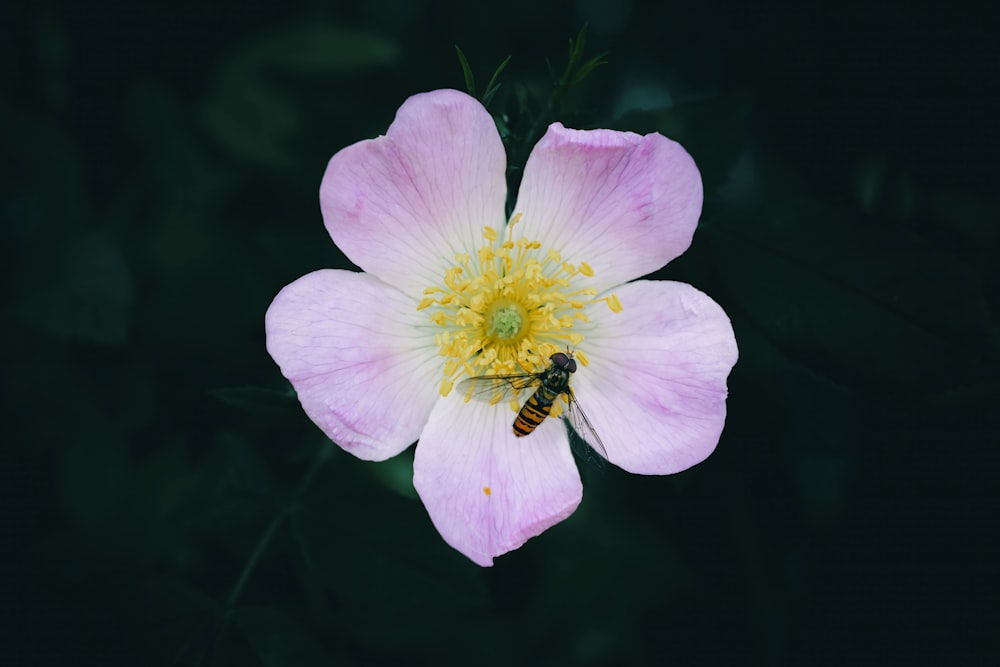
[513,123,702,293]
[572,280,738,474]
[413,392,583,566]
[320,90,508,299]
[265,269,441,460]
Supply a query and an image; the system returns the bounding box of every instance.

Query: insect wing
[562,389,609,464]
[457,373,541,404]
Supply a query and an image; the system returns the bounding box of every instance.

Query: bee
[458,351,608,462]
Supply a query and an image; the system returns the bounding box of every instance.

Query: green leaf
[571,52,608,85]
[567,23,589,74]
[454,48,511,109]
[454,45,476,96]
[481,55,511,108]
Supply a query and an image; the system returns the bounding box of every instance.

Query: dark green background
[4,1,998,665]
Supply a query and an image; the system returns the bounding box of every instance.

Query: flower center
[417,213,623,396]
[486,300,527,340]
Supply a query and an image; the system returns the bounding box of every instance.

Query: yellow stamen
[606,293,623,313]
[419,213,623,394]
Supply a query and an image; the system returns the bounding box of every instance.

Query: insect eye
[565,359,577,373]
[550,352,568,366]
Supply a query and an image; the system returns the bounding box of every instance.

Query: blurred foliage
[3,0,998,665]
[203,23,398,166]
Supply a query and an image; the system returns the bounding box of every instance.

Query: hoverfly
[458,351,608,462]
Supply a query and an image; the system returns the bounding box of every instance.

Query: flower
[265,89,738,566]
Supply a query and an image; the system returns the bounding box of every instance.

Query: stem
[224,441,333,609]
[224,513,283,609]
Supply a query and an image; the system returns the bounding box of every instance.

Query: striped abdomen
[513,385,561,437]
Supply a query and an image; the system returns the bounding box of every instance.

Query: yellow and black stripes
[513,386,559,437]
[511,356,573,437]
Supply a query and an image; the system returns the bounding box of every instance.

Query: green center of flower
[417,213,623,396]
[486,300,527,340]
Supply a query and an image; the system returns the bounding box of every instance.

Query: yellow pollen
[483,486,491,496]
[419,213,623,394]
[606,293,623,313]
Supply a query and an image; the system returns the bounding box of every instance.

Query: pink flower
[265,89,738,566]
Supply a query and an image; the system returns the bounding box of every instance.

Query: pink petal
[413,393,583,566]
[513,123,702,292]
[265,269,441,461]
[571,280,738,475]
[320,89,508,299]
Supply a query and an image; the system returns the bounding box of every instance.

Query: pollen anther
[419,214,622,391]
